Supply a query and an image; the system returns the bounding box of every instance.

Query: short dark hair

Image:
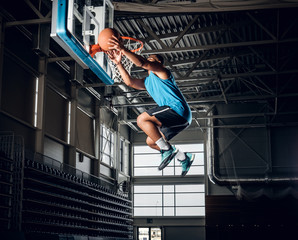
[155,54,164,65]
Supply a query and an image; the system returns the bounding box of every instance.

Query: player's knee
[136,113,146,127]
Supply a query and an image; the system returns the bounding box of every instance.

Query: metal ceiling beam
[201,122,298,129]
[130,50,253,72]
[231,56,275,96]
[141,38,298,55]
[4,0,53,28]
[139,25,228,42]
[113,1,298,13]
[25,0,45,19]
[281,16,298,39]
[196,111,298,120]
[112,83,217,97]
[174,69,298,82]
[83,68,298,89]
[120,112,298,126]
[5,18,51,27]
[217,75,232,104]
[129,21,252,44]
[246,12,277,40]
[113,92,298,108]
[183,30,227,78]
[48,56,74,63]
[230,28,277,72]
[136,19,168,48]
[169,15,199,48]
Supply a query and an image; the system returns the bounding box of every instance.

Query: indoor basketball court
[1,1,298,240]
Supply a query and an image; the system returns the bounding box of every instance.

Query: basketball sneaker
[179,153,194,176]
[158,145,178,170]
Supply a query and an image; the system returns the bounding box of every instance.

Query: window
[138,227,149,240]
[45,87,68,142]
[134,184,205,217]
[76,108,95,156]
[133,143,205,217]
[134,143,204,176]
[100,125,115,167]
[120,138,130,175]
[138,227,161,240]
[34,77,39,127]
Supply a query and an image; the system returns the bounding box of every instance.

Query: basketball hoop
[89,35,144,83]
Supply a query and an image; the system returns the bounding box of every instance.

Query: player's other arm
[116,62,146,90]
[107,50,145,90]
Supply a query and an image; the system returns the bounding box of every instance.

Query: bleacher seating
[0,133,133,240]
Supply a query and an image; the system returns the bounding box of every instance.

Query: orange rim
[120,36,144,53]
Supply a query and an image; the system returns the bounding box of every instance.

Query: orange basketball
[97,28,120,51]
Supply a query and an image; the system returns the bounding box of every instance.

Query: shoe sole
[181,154,195,177]
[158,149,178,170]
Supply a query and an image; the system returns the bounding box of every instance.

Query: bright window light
[34,77,39,127]
[133,184,205,217]
[67,101,71,144]
[134,143,204,176]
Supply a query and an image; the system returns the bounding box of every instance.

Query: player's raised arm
[108,36,169,80]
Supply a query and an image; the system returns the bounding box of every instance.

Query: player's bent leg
[142,106,190,171]
[137,112,162,142]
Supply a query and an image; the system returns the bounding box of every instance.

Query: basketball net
[107,36,143,83]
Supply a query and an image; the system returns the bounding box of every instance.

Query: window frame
[100,124,115,167]
[133,143,205,217]
[133,183,205,217]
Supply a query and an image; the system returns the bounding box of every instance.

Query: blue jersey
[144,71,192,124]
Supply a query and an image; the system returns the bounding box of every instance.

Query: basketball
[97,28,121,52]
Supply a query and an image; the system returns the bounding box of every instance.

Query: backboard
[51,0,114,85]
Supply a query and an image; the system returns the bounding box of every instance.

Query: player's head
[147,54,164,65]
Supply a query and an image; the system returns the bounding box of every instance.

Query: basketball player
[107,36,194,176]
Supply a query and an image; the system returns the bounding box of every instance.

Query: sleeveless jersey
[144,71,192,124]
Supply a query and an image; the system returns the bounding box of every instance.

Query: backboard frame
[50,0,114,85]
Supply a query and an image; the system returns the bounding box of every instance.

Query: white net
[107,37,143,83]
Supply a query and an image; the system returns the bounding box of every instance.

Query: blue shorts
[146,106,189,141]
